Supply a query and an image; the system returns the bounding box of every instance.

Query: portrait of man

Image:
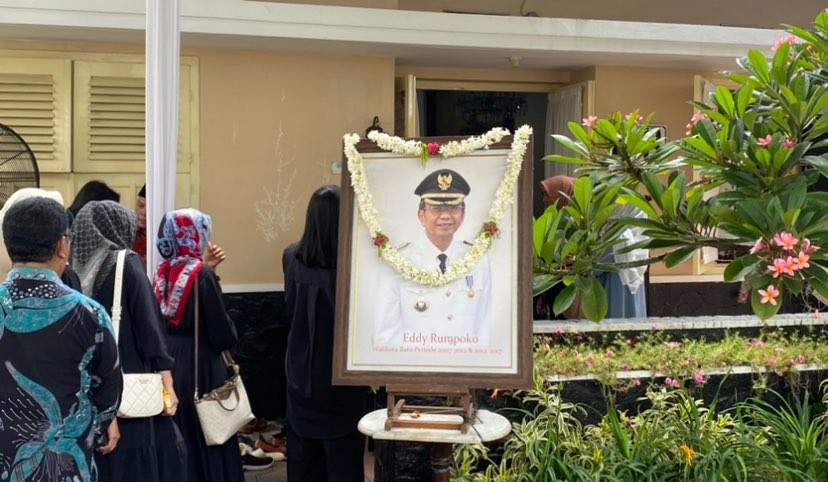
[373,168,492,348]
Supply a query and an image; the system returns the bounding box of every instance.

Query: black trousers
[286,426,365,482]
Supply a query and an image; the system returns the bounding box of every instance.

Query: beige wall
[197,49,394,285]
[592,66,698,275]
[593,66,695,146]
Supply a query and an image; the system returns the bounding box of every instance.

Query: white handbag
[111,250,164,418]
[192,284,254,445]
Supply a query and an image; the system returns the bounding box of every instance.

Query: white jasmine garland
[344,125,533,287]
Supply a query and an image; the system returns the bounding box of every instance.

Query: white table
[358,409,511,481]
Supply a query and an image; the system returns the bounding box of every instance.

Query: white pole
[145,0,180,278]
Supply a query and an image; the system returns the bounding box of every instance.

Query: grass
[533,328,828,385]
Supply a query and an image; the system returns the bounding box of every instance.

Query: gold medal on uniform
[465,275,475,298]
[414,299,429,312]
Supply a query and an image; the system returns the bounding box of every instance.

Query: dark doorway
[418,90,549,215]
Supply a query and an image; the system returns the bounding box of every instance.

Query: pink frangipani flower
[750,238,765,254]
[690,111,708,123]
[664,377,673,386]
[783,138,797,149]
[582,115,598,128]
[768,258,794,278]
[625,113,644,123]
[757,135,773,147]
[693,373,705,384]
[772,35,798,51]
[793,251,810,270]
[758,285,780,305]
[773,232,799,251]
[802,238,820,253]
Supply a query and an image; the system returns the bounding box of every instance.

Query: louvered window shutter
[0,57,71,172]
[73,60,194,174]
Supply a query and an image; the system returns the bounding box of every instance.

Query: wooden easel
[384,384,477,482]
[384,384,476,433]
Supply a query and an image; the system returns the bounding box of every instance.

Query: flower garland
[343,125,533,287]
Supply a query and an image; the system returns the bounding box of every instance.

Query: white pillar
[145,0,180,277]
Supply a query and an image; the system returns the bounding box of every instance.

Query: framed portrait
[333,130,534,388]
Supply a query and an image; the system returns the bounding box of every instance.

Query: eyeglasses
[424,204,464,215]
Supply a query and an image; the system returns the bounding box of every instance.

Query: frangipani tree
[535,10,828,321]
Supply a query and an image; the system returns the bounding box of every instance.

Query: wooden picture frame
[333,134,534,388]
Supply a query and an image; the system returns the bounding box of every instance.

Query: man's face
[417,202,465,241]
[135,196,147,229]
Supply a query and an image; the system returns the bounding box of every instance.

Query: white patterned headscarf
[0,188,65,280]
[70,200,136,298]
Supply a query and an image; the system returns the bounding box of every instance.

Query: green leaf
[532,274,558,297]
[552,284,577,316]
[747,49,771,83]
[808,275,828,304]
[663,245,698,268]
[551,134,590,157]
[723,255,760,283]
[695,119,719,151]
[713,86,735,117]
[618,193,658,219]
[572,176,593,211]
[580,277,608,322]
[542,154,588,165]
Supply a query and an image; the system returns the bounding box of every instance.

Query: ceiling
[0,1,787,72]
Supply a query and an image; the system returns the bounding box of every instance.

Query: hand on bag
[97,418,120,455]
[204,242,226,270]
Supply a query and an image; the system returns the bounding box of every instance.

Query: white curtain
[544,85,583,179]
[145,0,180,277]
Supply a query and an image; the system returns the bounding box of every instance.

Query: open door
[544,80,594,179]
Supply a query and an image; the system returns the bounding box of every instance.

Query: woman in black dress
[283,185,367,482]
[152,208,244,482]
[70,200,187,482]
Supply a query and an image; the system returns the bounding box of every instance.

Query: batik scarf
[70,200,137,298]
[152,209,211,326]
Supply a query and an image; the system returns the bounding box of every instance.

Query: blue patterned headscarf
[152,209,211,326]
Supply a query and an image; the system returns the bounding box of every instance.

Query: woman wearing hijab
[70,200,186,482]
[152,208,243,482]
[539,175,575,209]
[536,176,578,319]
[0,187,82,289]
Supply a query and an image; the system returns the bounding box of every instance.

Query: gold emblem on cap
[438,173,452,191]
[414,300,429,312]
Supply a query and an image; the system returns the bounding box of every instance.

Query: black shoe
[242,452,274,471]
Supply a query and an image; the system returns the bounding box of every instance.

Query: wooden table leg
[430,443,452,482]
